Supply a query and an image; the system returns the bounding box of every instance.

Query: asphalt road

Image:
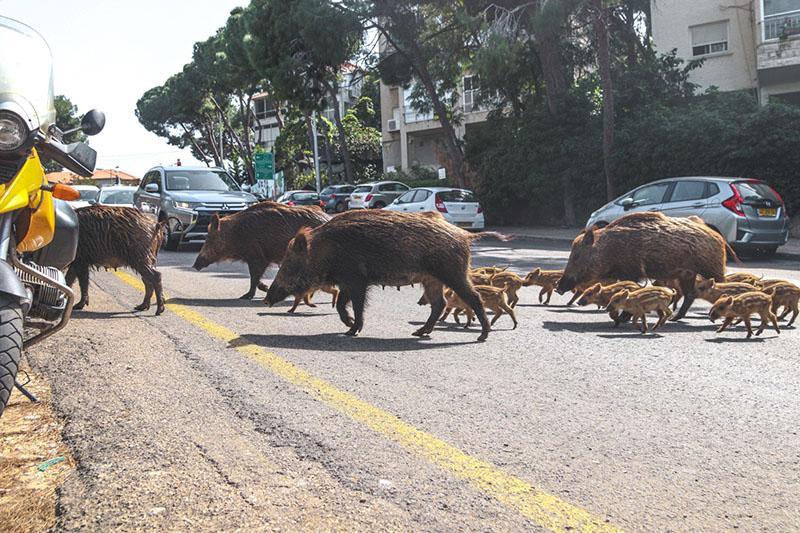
[25,239,800,531]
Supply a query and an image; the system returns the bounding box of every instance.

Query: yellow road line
[113,270,619,532]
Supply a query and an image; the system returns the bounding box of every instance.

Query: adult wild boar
[192,202,330,299]
[556,212,727,320]
[265,210,510,341]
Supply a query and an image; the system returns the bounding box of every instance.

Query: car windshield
[165,170,239,192]
[353,186,372,194]
[99,189,134,204]
[735,181,781,203]
[294,193,319,201]
[77,189,98,201]
[438,189,477,203]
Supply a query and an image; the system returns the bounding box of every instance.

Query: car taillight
[722,184,745,216]
[435,194,448,213]
[477,205,483,214]
[287,201,295,206]
[319,200,324,207]
[365,194,373,202]
[770,186,785,206]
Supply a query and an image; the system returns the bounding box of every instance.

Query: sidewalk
[491,225,800,260]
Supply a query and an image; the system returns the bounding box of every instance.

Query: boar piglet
[67,205,165,315]
[192,202,330,299]
[762,282,800,326]
[577,281,641,308]
[725,272,763,285]
[523,268,563,304]
[557,212,727,320]
[489,271,525,307]
[606,287,674,333]
[265,210,510,341]
[695,277,758,304]
[439,285,518,329]
[709,292,780,338]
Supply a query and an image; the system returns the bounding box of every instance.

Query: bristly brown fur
[265,209,508,341]
[67,205,165,315]
[192,201,330,299]
[557,212,727,320]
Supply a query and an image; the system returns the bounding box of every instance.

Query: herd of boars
[69,203,799,340]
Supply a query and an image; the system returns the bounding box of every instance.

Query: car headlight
[174,200,199,209]
[0,111,28,152]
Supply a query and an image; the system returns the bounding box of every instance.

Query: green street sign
[255,152,274,181]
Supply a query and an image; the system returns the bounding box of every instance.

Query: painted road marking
[113,270,619,532]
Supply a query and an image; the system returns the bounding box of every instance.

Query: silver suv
[348,181,410,209]
[134,166,257,250]
[586,177,789,255]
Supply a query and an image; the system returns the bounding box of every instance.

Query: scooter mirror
[80,109,106,136]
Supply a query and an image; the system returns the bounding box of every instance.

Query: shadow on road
[228,332,472,353]
[71,310,140,320]
[704,336,769,343]
[166,297,267,308]
[542,319,719,334]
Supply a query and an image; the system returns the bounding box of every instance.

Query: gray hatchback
[586,177,789,255]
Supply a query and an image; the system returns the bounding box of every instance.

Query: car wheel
[756,246,779,258]
[594,221,609,228]
[335,201,346,213]
[161,220,181,251]
[372,202,386,209]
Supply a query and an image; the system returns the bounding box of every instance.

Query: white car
[97,185,137,208]
[384,187,485,229]
[68,184,100,209]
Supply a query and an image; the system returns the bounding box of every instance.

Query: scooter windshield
[0,16,55,130]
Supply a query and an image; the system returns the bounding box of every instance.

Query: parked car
[384,187,485,229]
[134,166,258,251]
[96,185,137,207]
[586,176,789,254]
[320,184,355,213]
[68,184,100,209]
[276,190,324,207]
[348,181,410,209]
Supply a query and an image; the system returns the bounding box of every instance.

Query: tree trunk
[593,0,617,201]
[324,80,354,183]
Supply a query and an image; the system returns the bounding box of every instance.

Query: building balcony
[757,12,800,73]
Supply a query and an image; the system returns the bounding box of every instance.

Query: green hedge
[466,91,800,225]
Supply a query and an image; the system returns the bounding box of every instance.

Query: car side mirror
[241,183,252,192]
[620,197,635,210]
[144,183,159,193]
[80,109,106,136]
[88,199,97,205]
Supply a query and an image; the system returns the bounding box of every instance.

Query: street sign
[254,152,274,181]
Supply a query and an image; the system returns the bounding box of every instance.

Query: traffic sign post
[254,152,274,181]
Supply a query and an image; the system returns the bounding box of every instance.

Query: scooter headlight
[0,111,27,152]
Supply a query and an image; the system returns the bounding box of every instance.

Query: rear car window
[320,187,334,195]
[438,190,477,203]
[735,181,781,203]
[353,186,372,194]
[294,193,319,201]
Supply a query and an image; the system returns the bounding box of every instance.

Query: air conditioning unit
[387,119,399,132]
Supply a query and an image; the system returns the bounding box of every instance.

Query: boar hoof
[134,303,150,312]
[257,282,269,292]
[477,331,489,342]
[411,327,431,337]
[239,292,255,300]
[155,305,165,316]
[345,327,360,337]
[74,301,87,310]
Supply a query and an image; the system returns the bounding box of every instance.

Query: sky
[1,0,245,177]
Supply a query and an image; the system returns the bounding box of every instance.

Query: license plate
[456,222,472,227]
[757,207,777,217]
[352,196,361,201]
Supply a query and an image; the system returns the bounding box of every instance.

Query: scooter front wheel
[0,296,23,418]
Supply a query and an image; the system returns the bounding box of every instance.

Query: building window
[690,21,729,56]
[463,75,480,113]
[763,0,800,40]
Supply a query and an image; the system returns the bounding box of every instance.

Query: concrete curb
[498,231,800,261]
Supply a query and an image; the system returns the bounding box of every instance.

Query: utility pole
[311,111,321,193]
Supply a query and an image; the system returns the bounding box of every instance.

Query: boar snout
[193,256,211,271]
[556,277,575,295]
[265,285,290,307]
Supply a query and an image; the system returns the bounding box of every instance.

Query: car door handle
[690,203,705,208]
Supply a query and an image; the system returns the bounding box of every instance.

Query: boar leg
[241,260,268,300]
[743,316,755,338]
[448,280,490,342]
[136,267,165,315]
[671,273,697,321]
[787,304,798,326]
[335,289,355,328]
[413,281,445,338]
[441,306,453,323]
[638,314,648,334]
[288,295,301,313]
[760,310,781,335]
[544,288,554,305]
[344,281,368,336]
[566,291,581,306]
[716,317,733,333]
[538,287,545,303]
[73,265,90,310]
[304,292,317,308]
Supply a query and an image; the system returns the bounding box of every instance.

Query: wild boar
[440,285,518,329]
[709,292,780,338]
[725,272,762,285]
[489,271,525,307]
[756,278,790,291]
[762,281,800,326]
[192,202,330,299]
[606,286,674,333]
[288,284,339,314]
[523,268,563,304]
[577,281,641,308]
[265,210,509,341]
[557,212,727,320]
[695,277,758,304]
[67,206,165,315]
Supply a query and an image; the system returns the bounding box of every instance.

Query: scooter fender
[0,260,28,302]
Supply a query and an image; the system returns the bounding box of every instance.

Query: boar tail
[724,241,743,266]
[151,220,167,256]
[469,231,513,243]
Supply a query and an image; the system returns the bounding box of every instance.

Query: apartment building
[252,65,364,153]
[379,75,489,174]
[651,0,800,104]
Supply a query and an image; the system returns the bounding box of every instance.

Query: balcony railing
[761,9,800,41]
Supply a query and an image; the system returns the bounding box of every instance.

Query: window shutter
[691,21,728,46]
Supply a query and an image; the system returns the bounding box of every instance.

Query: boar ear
[291,228,311,253]
[591,283,601,292]
[582,229,595,246]
[210,214,220,232]
[532,268,541,276]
